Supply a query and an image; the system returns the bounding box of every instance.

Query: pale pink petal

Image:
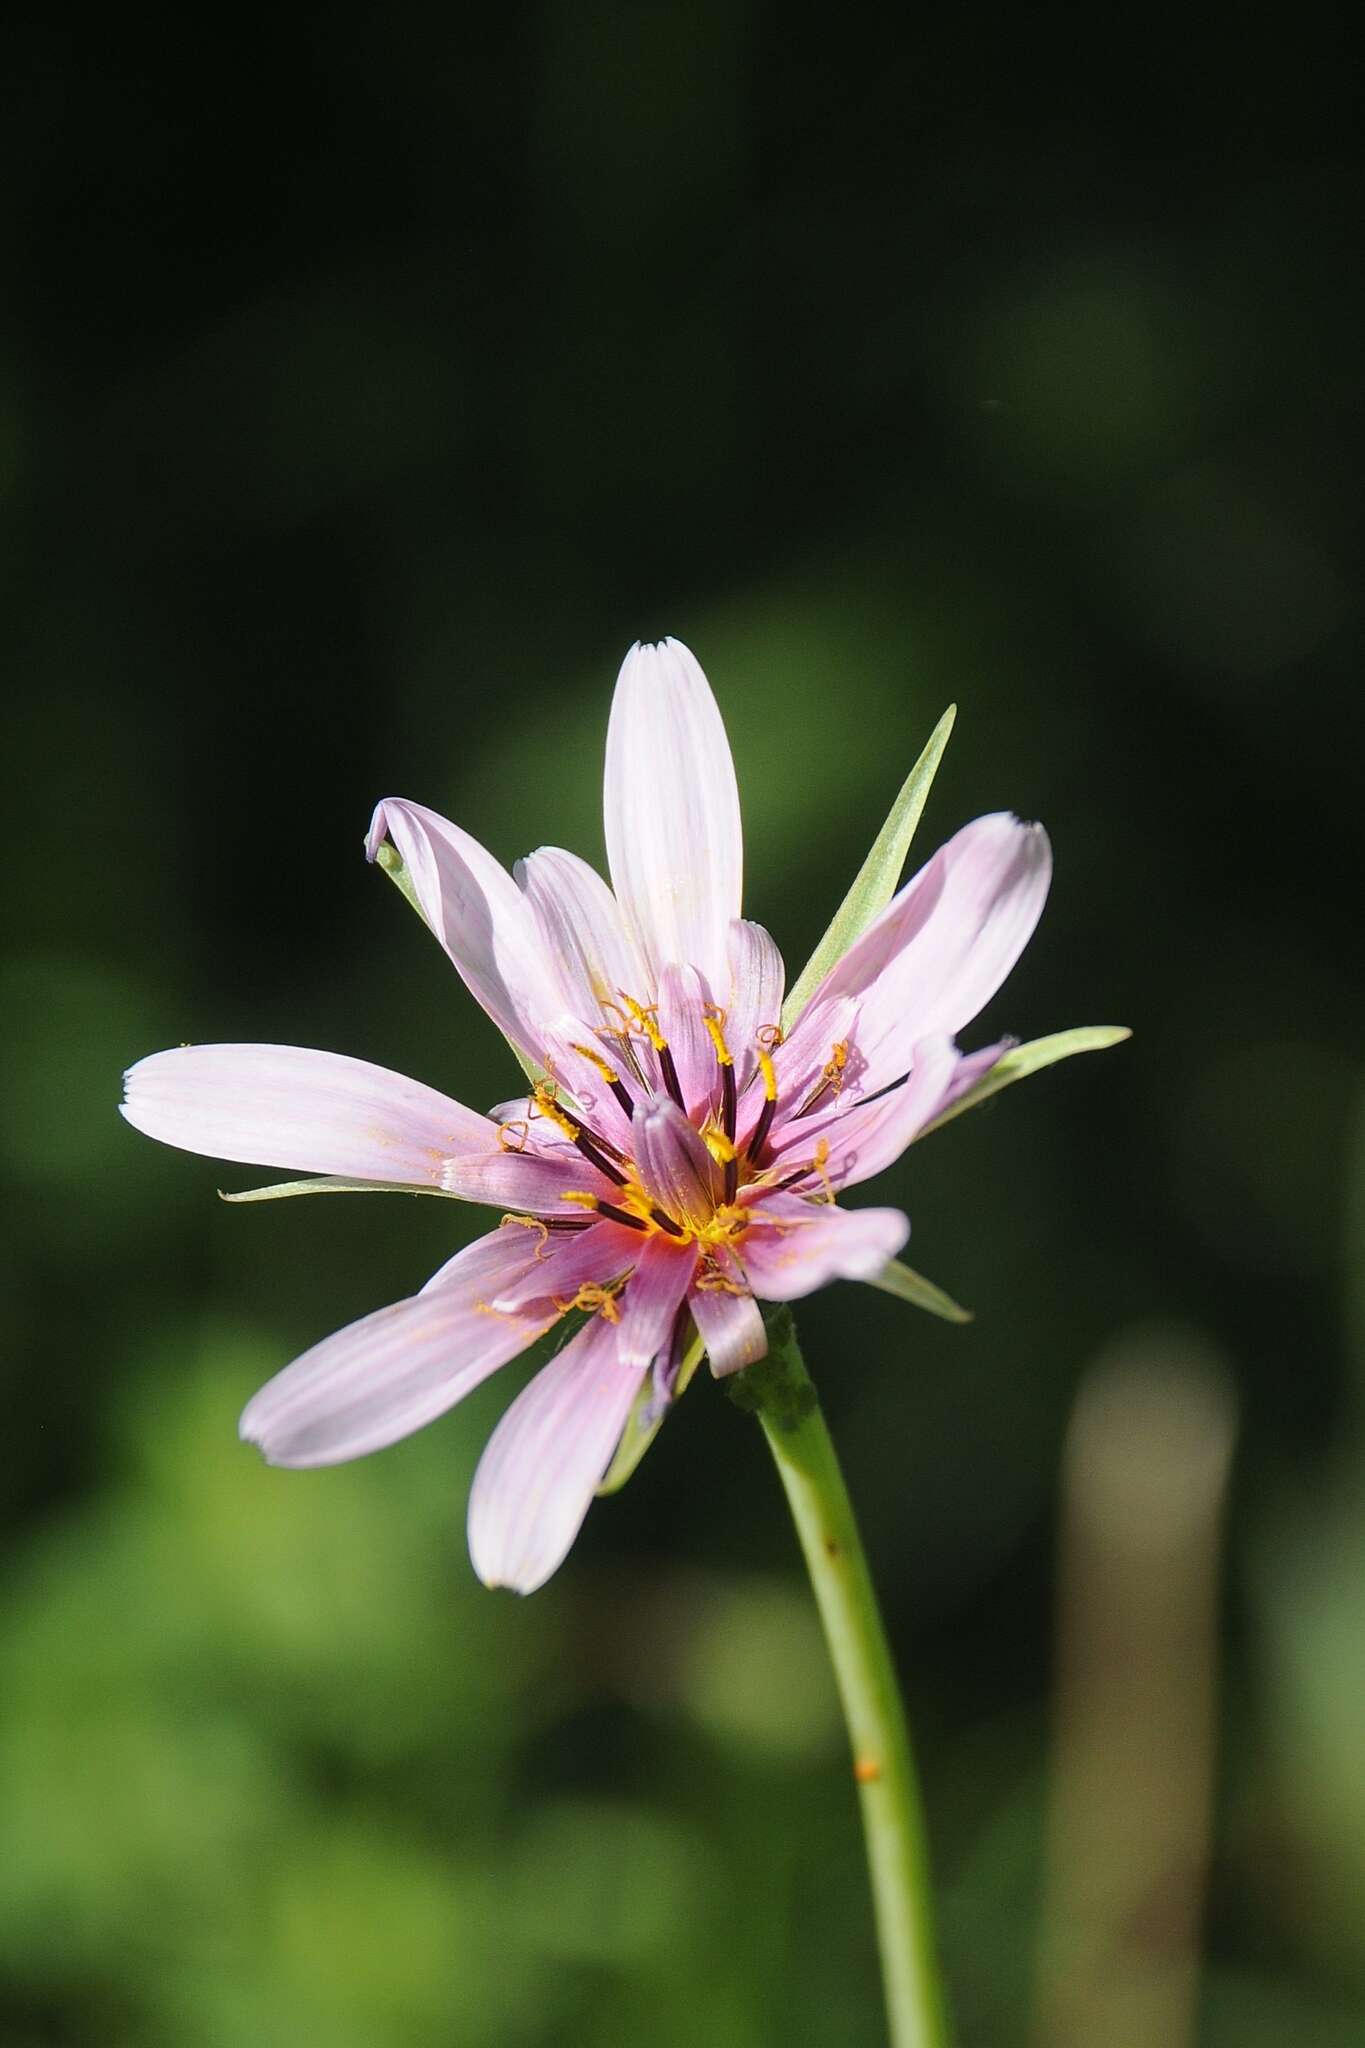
[632,1098,721,1231]
[121,1043,496,1182]
[367,798,564,1056]
[490,1219,644,1312]
[766,1034,1000,1189]
[467,1316,646,1593]
[657,962,719,1123]
[515,846,650,1024]
[738,1196,909,1301]
[799,814,1051,1096]
[690,1284,767,1377]
[603,638,742,992]
[239,1228,556,1467]
[723,919,785,1094]
[535,1026,638,1154]
[615,1233,698,1370]
[439,1145,616,1214]
[744,993,861,1151]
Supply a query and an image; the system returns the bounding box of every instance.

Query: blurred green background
[2,11,1361,2045]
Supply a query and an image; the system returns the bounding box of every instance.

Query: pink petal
[745,993,860,1150]
[603,639,743,993]
[632,1098,721,1231]
[515,846,649,1025]
[367,798,565,1057]
[121,1043,496,1182]
[467,1315,646,1593]
[738,1195,909,1301]
[537,1030,638,1153]
[766,1034,1003,1189]
[690,1284,767,1377]
[800,814,1051,1097]
[657,962,719,1123]
[239,1228,557,1467]
[439,1144,617,1215]
[615,1233,698,1370]
[723,919,785,1095]
[489,1219,644,1313]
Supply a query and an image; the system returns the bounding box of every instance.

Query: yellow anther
[822,1041,849,1092]
[498,1119,530,1153]
[532,1083,580,1141]
[622,993,668,1053]
[694,1264,749,1295]
[701,1121,738,1166]
[812,1136,835,1205]
[561,1189,600,1212]
[570,1041,621,1087]
[498,1213,550,1258]
[757,1023,785,1050]
[703,1011,733,1066]
[554,1282,622,1323]
[757,1046,778,1101]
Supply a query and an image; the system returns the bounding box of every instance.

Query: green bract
[781,704,956,1032]
[916,1025,1132,1140]
[864,1258,974,1325]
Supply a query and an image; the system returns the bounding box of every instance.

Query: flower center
[496,990,843,1254]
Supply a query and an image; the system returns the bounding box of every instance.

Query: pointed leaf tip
[219,1176,460,1203]
[917,1024,1131,1140]
[783,703,957,1030]
[864,1258,974,1323]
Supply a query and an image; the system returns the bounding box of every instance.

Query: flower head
[122,639,1056,1592]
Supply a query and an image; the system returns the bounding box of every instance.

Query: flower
[121,639,1051,1592]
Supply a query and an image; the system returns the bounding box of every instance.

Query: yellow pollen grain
[561,1189,600,1212]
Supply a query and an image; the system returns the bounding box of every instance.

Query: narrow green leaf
[220,1177,462,1203]
[917,1025,1132,1140]
[782,705,957,1031]
[597,1330,705,1496]
[863,1258,973,1324]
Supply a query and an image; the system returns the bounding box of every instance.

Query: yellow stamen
[532,1083,580,1141]
[822,1040,849,1093]
[812,1136,835,1204]
[498,1119,530,1153]
[757,1046,778,1101]
[693,1264,750,1295]
[757,1023,785,1050]
[561,1189,600,1212]
[622,993,668,1053]
[569,1041,621,1087]
[701,1119,738,1166]
[703,1011,733,1067]
[499,1213,550,1258]
[554,1281,622,1323]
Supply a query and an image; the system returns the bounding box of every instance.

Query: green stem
[731,1309,952,2047]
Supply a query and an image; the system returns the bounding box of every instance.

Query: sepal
[783,705,956,1029]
